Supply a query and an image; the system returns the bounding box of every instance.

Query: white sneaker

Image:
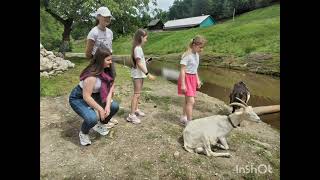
[79,131,91,146]
[126,114,141,124]
[93,121,109,136]
[135,109,146,117]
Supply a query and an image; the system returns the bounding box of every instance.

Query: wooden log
[253,105,280,115]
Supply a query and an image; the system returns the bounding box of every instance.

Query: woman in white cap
[85,6,118,129]
[86,6,114,57]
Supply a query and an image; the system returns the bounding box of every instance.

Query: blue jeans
[69,85,119,134]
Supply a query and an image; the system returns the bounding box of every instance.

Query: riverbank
[155,52,279,77]
[40,58,279,179]
[64,53,279,77]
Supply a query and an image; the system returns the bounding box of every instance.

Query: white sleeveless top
[79,78,101,93]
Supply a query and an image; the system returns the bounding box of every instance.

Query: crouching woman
[69,47,119,146]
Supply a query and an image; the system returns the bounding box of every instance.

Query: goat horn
[235,97,248,106]
[246,93,250,103]
[229,102,246,109]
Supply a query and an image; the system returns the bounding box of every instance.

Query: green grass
[40,57,131,97]
[70,39,86,53]
[40,7,64,51]
[73,5,279,58]
[40,57,87,97]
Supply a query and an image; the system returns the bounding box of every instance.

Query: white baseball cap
[96,6,115,20]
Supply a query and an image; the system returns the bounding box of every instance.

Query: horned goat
[229,81,250,113]
[183,98,261,157]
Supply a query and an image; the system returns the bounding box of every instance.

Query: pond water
[116,58,280,130]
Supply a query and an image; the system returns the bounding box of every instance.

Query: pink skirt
[177,73,197,97]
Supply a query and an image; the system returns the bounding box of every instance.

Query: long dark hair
[131,29,147,68]
[80,47,115,78]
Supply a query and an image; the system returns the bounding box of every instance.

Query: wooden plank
[253,105,280,115]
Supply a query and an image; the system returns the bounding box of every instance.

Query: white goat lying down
[183,98,261,157]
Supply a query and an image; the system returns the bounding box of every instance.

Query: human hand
[147,74,156,80]
[98,108,106,121]
[146,57,153,64]
[197,80,202,89]
[104,105,111,117]
[181,84,186,94]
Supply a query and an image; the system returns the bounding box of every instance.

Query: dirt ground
[40,73,280,179]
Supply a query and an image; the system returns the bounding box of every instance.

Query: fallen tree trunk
[253,105,280,115]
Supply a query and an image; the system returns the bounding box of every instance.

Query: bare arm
[196,73,200,82]
[135,58,148,74]
[85,39,95,59]
[196,73,201,88]
[180,65,186,92]
[83,77,104,111]
[82,77,106,122]
[104,83,115,115]
[136,58,155,80]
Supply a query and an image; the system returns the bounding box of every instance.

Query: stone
[40,57,53,72]
[47,54,57,61]
[40,44,75,77]
[47,51,54,56]
[173,151,180,158]
[40,72,49,77]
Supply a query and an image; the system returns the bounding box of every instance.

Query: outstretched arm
[136,58,155,80]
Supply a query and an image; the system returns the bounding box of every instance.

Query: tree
[208,0,224,19]
[168,0,192,20]
[42,0,155,54]
[192,0,210,16]
[152,8,169,23]
[167,0,276,21]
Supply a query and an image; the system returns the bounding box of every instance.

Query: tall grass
[108,4,279,57]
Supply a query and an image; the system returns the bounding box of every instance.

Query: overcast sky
[151,0,175,11]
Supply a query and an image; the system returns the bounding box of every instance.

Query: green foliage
[168,0,278,20]
[40,7,63,50]
[41,0,157,51]
[152,8,169,23]
[71,21,94,40]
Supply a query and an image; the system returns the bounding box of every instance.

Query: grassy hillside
[71,4,280,76]
[110,4,279,57]
[40,7,64,51]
